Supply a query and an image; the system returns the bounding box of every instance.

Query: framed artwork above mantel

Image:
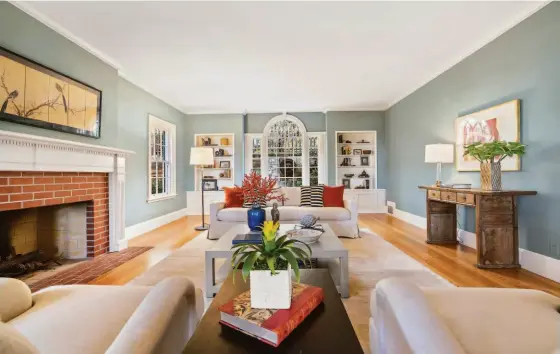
[455,99,520,172]
[0,47,102,138]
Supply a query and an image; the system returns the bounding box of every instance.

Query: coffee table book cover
[218,283,324,347]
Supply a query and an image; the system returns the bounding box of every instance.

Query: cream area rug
[128,228,453,352]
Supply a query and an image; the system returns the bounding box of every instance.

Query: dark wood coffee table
[184,269,363,354]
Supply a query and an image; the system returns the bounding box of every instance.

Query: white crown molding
[11,1,122,70]
[186,107,386,115]
[386,0,551,110]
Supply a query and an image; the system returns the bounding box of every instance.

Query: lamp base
[194,224,209,231]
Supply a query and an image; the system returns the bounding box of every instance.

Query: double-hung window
[148,115,176,202]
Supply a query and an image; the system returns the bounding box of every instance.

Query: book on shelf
[218,283,324,347]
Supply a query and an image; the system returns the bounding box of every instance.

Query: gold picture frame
[455,99,521,172]
[0,47,102,138]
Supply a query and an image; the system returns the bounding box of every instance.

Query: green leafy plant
[231,221,312,282]
[463,141,526,163]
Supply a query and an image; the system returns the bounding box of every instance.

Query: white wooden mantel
[0,130,135,252]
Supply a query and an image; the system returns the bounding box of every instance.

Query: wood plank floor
[90,214,560,297]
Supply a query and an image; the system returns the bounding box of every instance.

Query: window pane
[151,178,156,195]
[157,178,163,193]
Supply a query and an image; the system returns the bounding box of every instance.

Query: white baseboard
[125,208,187,240]
[387,202,560,283]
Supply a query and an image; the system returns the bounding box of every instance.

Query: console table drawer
[456,192,475,205]
[428,190,441,200]
[441,192,456,202]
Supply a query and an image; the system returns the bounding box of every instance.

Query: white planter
[250,266,292,309]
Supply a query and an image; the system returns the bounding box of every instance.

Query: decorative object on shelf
[341,145,352,155]
[203,178,218,191]
[219,161,230,168]
[340,158,351,167]
[214,148,225,156]
[342,178,351,189]
[345,140,352,143]
[344,173,354,178]
[234,171,283,231]
[0,47,102,138]
[463,141,526,191]
[230,221,312,309]
[286,228,322,244]
[358,170,370,178]
[425,144,454,187]
[190,147,215,232]
[220,137,229,145]
[271,202,280,224]
[363,150,372,155]
[338,134,343,143]
[365,179,370,189]
[300,214,319,228]
[219,172,225,178]
[360,156,369,166]
[357,139,370,143]
[456,99,520,171]
[353,149,362,155]
[201,137,212,146]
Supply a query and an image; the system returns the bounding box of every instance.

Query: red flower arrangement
[234,171,287,206]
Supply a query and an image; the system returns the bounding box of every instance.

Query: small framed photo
[219,161,231,168]
[360,156,369,166]
[342,178,351,189]
[353,149,362,155]
[202,178,218,191]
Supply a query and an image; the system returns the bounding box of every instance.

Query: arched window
[245,114,326,186]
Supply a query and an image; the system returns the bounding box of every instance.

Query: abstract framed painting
[0,46,102,138]
[455,99,520,171]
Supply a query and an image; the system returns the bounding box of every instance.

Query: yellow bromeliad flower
[261,220,280,242]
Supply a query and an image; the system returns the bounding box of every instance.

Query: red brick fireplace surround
[0,171,109,257]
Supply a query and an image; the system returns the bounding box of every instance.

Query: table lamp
[425,144,454,187]
[190,147,215,232]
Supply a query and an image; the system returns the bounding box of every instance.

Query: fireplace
[0,130,133,267]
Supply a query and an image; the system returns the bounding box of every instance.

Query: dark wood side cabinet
[418,185,536,269]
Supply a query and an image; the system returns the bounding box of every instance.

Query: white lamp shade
[425,144,454,163]
[190,147,214,166]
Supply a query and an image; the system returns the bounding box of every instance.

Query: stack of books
[218,283,324,347]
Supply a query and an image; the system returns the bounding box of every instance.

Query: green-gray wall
[117,78,187,226]
[385,3,560,259]
[1,3,188,227]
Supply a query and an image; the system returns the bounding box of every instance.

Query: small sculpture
[300,215,319,228]
[271,203,280,224]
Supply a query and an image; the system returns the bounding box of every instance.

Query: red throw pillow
[223,187,244,208]
[323,185,344,207]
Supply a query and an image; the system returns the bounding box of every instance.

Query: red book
[218,283,324,347]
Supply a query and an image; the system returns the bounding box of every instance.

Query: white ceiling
[19,1,546,114]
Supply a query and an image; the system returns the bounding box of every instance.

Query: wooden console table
[418,185,536,269]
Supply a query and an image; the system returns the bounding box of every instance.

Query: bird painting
[1,90,18,113]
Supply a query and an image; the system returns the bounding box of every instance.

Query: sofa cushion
[217,207,246,222]
[0,322,39,354]
[277,206,351,221]
[281,187,301,206]
[223,187,243,208]
[9,285,151,354]
[0,278,32,322]
[300,185,324,207]
[323,185,345,207]
[424,288,560,354]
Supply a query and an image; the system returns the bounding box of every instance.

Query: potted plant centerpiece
[463,141,526,191]
[231,221,312,309]
[234,171,283,231]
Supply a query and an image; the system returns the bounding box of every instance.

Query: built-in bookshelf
[194,133,235,191]
[335,131,377,190]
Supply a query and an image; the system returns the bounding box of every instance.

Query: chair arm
[343,199,358,219]
[0,278,32,322]
[106,276,201,354]
[209,202,225,223]
[375,278,466,354]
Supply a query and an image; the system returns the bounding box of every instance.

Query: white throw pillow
[281,187,301,206]
[0,278,32,322]
[0,322,39,354]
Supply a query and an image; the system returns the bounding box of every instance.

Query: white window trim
[147,114,177,203]
[308,132,327,185]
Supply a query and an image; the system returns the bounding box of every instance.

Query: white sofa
[370,278,560,354]
[0,276,203,354]
[208,187,359,239]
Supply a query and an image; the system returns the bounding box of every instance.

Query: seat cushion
[276,206,350,221]
[9,285,151,354]
[0,322,39,354]
[0,278,32,322]
[424,288,560,354]
[217,207,246,222]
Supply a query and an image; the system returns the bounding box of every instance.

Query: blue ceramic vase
[247,203,266,231]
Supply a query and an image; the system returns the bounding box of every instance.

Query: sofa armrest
[209,201,225,222]
[0,278,32,322]
[375,278,465,354]
[106,276,201,354]
[343,199,358,219]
